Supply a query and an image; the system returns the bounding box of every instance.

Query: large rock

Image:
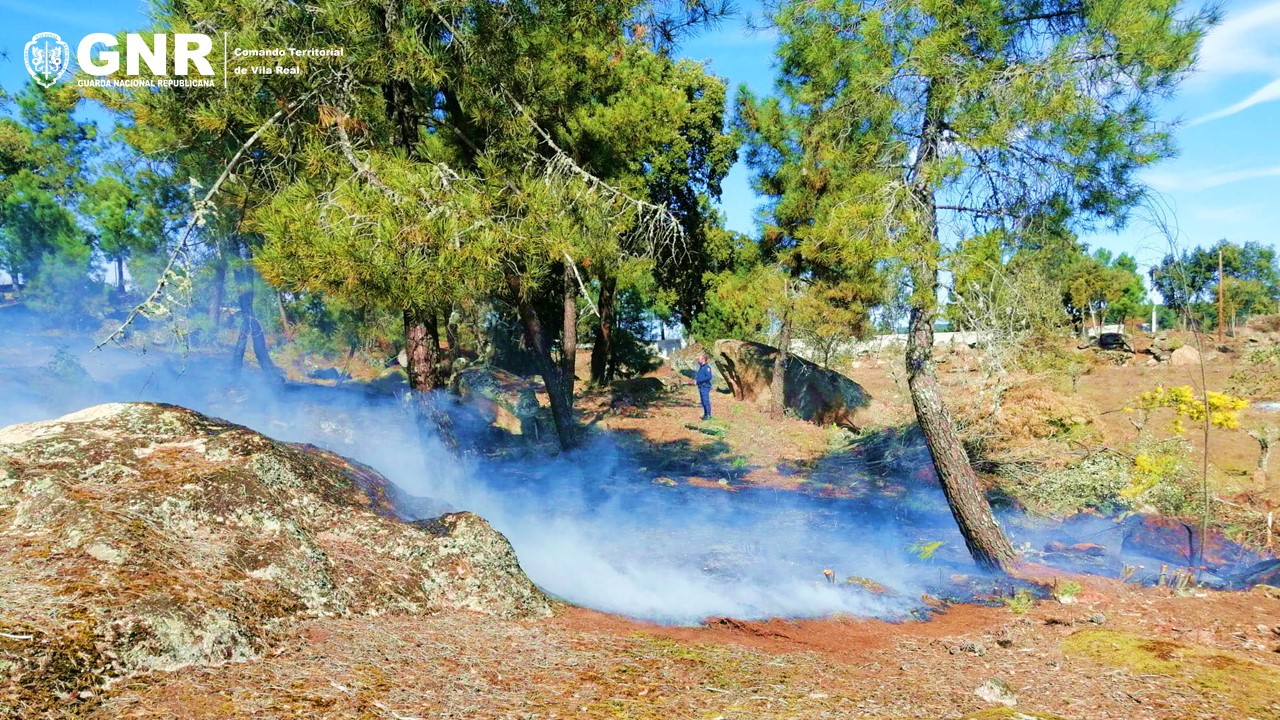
[0,403,549,705]
[1170,345,1201,367]
[711,339,871,429]
[454,366,539,436]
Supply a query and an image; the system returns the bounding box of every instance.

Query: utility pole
[1217,249,1225,344]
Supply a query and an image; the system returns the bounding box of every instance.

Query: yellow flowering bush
[1120,451,1183,502]
[1128,385,1249,433]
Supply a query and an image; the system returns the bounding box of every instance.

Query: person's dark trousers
[698,385,712,420]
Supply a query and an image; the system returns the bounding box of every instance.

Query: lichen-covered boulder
[0,403,549,707]
[712,339,871,429]
[454,366,540,436]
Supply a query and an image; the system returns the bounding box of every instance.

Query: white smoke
[1,319,1269,624]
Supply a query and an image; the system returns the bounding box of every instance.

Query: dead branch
[564,252,600,318]
[95,105,294,351]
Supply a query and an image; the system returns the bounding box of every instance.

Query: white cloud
[1189,0,1280,124]
[1146,163,1280,193]
[1195,0,1280,79]
[1189,201,1268,223]
[1189,75,1280,125]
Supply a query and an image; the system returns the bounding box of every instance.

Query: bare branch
[95,105,294,351]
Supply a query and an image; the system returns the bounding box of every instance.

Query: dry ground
[90,576,1280,719]
[577,332,1278,506]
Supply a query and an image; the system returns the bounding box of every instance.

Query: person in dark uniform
[694,353,713,421]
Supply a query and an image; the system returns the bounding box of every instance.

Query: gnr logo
[24,32,216,84]
[24,32,70,88]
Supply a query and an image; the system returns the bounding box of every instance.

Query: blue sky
[2,0,1277,281]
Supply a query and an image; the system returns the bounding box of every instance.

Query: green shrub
[25,254,110,329]
[1004,588,1035,614]
[1017,437,1196,517]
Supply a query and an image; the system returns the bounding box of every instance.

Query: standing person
[694,353,713,421]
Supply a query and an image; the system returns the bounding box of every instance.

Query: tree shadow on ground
[603,427,758,488]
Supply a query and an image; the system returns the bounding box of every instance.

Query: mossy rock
[0,403,550,716]
[1062,629,1280,717]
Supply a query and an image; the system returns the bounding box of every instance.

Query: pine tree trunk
[230,265,281,380]
[445,304,460,358]
[229,266,250,370]
[906,266,1016,572]
[231,320,249,370]
[510,275,577,451]
[591,274,617,386]
[115,256,126,293]
[561,264,577,409]
[906,80,1016,573]
[404,308,459,452]
[277,293,292,341]
[770,305,792,420]
[210,258,226,329]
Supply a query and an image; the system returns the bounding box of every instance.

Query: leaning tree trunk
[906,268,1017,572]
[769,300,792,420]
[560,264,578,410]
[510,276,577,451]
[404,308,459,453]
[590,274,617,386]
[906,81,1016,573]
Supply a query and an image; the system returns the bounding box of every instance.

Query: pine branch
[502,89,688,260]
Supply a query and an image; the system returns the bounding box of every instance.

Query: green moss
[1062,629,1280,717]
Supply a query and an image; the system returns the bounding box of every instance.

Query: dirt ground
[91,575,1280,719]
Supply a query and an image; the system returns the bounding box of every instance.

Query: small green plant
[825,425,858,451]
[908,540,945,561]
[1003,588,1035,614]
[1245,344,1280,365]
[685,422,726,437]
[1053,579,1083,603]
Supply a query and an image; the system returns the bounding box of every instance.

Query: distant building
[0,271,24,297]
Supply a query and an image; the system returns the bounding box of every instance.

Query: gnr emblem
[25,32,71,88]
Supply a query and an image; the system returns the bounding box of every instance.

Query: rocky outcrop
[0,403,549,707]
[711,339,871,429]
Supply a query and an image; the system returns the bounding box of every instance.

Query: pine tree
[760,0,1213,571]
[736,4,893,417]
[109,0,734,452]
[0,83,96,291]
